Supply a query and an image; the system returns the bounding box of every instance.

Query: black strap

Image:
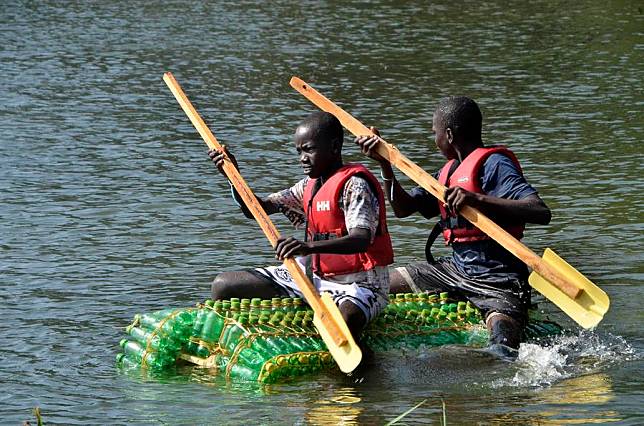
[424,221,443,263]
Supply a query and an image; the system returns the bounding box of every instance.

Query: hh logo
[316,200,331,211]
[457,177,469,183]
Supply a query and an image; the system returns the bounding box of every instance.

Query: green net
[116,293,562,383]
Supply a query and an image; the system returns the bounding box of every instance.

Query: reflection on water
[535,373,618,424]
[2,0,643,423]
[306,387,363,425]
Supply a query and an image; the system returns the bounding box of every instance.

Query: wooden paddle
[163,72,362,372]
[290,76,609,329]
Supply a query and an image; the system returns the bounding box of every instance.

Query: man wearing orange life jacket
[356,96,551,352]
[209,111,393,342]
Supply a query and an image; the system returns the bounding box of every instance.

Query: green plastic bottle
[250,298,261,315]
[185,307,208,354]
[260,300,272,315]
[250,316,284,357]
[292,297,304,311]
[235,317,269,370]
[271,297,282,311]
[417,293,430,310]
[116,353,139,369]
[404,293,418,310]
[222,315,249,354]
[281,298,293,312]
[394,293,406,309]
[200,306,225,344]
[126,325,180,353]
[280,318,309,352]
[229,362,260,382]
[119,339,174,369]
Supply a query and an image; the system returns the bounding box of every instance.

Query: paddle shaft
[290,77,582,299]
[164,72,348,346]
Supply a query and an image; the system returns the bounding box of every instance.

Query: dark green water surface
[1,1,642,424]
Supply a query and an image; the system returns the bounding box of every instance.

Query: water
[1,0,642,423]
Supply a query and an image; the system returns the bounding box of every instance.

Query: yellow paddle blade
[529,248,610,329]
[313,292,362,373]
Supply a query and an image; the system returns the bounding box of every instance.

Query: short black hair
[435,96,482,142]
[298,111,344,148]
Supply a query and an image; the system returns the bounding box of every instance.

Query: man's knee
[486,312,523,350]
[339,301,367,337]
[211,272,237,300]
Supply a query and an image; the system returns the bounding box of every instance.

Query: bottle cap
[119,338,128,348]
[251,298,261,306]
[205,299,215,307]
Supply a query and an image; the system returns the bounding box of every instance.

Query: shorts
[395,258,531,324]
[253,257,389,323]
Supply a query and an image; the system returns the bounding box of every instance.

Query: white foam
[492,330,639,389]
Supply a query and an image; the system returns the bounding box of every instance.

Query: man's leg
[389,267,414,293]
[485,312,523,350]
[391,260,528,351]
[211,270,284,300]
[338,300,367,342]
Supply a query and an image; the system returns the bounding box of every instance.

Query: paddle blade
[529,248,609,329]
[313,292,362,373]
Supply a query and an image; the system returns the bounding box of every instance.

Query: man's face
[432,111,457,160]
[294,125,336,178]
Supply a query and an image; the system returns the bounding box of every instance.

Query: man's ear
[446,127,454,144]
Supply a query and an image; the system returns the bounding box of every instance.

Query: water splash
[493,330,639,388]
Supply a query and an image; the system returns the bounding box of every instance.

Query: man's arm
[208,147,279,218]
[354,134,432,218]
[274,176,376,260]
[445,153,551,225]
[275,228,371,260]
[445,188,551,224]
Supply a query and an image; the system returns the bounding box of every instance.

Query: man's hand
[275,237,311,260]
[354,127,386,163]
[207,145,239,176]
[444,186,480,215]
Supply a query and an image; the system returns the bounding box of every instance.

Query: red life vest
[302,163,394,277]
[438,146,525,244]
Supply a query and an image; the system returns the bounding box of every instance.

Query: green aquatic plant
[385,398,448,425]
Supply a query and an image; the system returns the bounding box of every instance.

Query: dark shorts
[395,258,531,325]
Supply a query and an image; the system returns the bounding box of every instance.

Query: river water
[1,1,642,424]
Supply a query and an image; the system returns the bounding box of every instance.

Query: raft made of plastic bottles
[116,293,562,383]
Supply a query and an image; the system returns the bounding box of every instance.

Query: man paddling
[209,111,393,342]
[355,96,551,351]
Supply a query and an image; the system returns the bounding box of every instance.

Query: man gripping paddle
[356,96,550,351]
[209,111,394,344]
